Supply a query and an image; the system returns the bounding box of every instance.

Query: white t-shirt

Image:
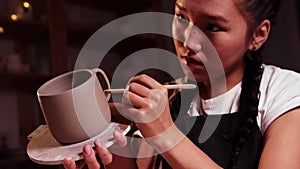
[187,64,300,134]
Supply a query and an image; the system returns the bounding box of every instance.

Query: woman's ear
[248,19,271,51]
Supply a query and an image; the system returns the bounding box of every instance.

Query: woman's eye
[206,24,223,32]
[176,14,188,25]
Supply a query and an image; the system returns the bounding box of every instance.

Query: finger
[127,82,151,97]
[131,75,168,96]
[131,74,162,89]
[113,131,127,147]
[123,90,150,109]
[63,157,77,169]
[94,139,113,166]
[63,158,85,169]
[83,145,101,169]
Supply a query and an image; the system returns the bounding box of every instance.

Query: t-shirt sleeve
[260,66,300,133]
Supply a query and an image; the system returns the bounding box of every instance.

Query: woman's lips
[182,55,205,69]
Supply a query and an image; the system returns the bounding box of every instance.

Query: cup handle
[92,68,111,101]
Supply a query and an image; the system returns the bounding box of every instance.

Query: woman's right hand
[63,131,127,169]
[121,74,174,138]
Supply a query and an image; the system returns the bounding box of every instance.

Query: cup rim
[37,69,94,97]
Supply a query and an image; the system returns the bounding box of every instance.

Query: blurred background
[0,0,299,168]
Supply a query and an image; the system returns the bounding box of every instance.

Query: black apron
[157,88,263,169]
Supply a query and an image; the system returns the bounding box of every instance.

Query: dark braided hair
[229,0,280,168]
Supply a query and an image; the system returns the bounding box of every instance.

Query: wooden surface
[26,123,130,165]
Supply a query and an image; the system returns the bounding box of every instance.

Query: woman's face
[173,0,250,86]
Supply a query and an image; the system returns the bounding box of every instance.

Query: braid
[240,50,263,122]
[228,50,263,169]
[227,0,281,167]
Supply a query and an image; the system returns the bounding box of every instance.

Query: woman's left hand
[121,74,174,138]
[63,131,127,169]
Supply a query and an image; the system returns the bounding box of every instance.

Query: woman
[64,0,300,168]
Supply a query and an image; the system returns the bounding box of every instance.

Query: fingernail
[83,145,92,155]
[95,139,103,148]
[114,131,122,138]
[64,157,72,167]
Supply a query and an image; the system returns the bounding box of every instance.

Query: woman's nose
[183,24,202,52]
